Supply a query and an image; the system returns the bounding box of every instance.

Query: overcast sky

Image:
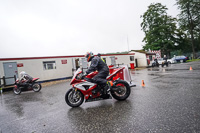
[0,0,179,58]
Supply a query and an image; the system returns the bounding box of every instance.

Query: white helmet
[20,71,26,77]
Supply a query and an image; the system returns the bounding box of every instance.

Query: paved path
[0,61,200,133]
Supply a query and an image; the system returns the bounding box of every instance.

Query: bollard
[142,80,145,87]
[189,66,193,71]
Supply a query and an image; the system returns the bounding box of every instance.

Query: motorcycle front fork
[72,88,79,98]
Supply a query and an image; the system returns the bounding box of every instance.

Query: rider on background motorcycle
[84,52,113,96]
[19,71,33,86]
[163,55,168,61]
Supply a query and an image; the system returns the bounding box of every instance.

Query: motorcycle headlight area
[77,73,83,79]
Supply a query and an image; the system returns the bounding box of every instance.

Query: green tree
[141,3,180,57]
[176,0,200,58]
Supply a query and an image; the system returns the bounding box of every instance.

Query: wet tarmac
[0,61,200,133]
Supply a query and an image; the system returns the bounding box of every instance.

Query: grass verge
[186,59,200,62]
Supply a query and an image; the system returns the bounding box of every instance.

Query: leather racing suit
[86,56,109,86]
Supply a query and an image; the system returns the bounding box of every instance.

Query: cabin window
[43,61,56,70]
[130,56,134,61]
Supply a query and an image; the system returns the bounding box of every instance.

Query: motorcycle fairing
[107,67,124,80]
[32,78,39,82]
[73,81,98,99]
[74,81,96,91]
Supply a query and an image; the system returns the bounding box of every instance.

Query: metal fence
[0,75,16,87]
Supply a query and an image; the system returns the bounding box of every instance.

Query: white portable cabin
[129,50,156,67]
[0,53,135,85]
[100,53,135,67]
[0,56,82,85]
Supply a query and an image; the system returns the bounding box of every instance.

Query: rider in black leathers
[84,52,112,95]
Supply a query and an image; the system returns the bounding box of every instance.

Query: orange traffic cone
[189,66,193,71]
[142,80,145,87]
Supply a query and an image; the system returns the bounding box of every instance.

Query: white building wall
[115,55,134,67]
[102,55,135,67]
[0,58,73,81]
[17,60,42,79]
[130,51,147,67]
[37,58,73,81]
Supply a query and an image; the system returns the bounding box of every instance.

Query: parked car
[167,57,177,64]
[151,58,164,66]
[157,58,164,65]
[155,58,169,67]
[173,56,187,62]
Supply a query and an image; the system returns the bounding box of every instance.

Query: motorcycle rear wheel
[13,87,21,95]
[65,88,84,107]
[111,80,131,101]
[32,83,42,92]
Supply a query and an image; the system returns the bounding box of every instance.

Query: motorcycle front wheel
[13,87,21,95]
[111,80,131,101]
[32,83,42,92]
[65,88,84,107]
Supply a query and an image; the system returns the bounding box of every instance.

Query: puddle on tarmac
[148,73,160,76]
[147,69,160,71]
[165,69,191,71]
[148,68,191,71]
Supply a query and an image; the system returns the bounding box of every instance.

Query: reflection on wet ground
[66,100,133,132]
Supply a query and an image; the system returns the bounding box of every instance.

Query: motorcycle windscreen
[119,65,131,82]
[72,68,82,79]
[119,65,136,87]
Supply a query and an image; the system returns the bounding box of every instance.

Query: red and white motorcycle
[65,65,135,107]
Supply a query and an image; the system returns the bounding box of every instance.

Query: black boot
[101,85,110,99]
[103,85,109,95]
